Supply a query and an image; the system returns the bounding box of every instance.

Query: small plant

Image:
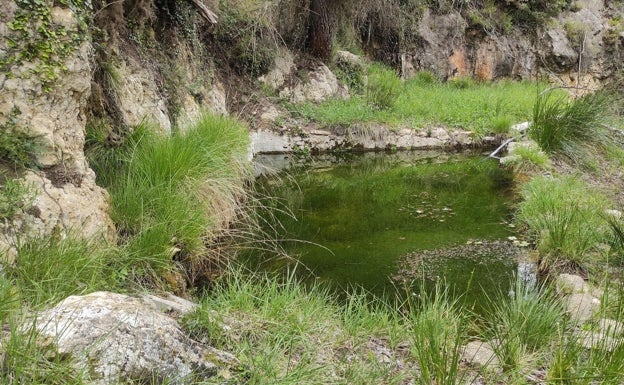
[502,141,551,172]
[529,91,612,163]
[0,177,35,220]
[485,278,564,374]
[0,108,41,170]
[564,19,588,47]
[8,236,112,306]
[489,115,513,134]
[408,284,467,385]
[448,76,475,89]
[412,70,438,86]
[366,63,402,110]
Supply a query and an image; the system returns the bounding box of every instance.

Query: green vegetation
[408,284,466,385]
[529,91,613,163]
[485,279,563,376]
[0,108,41,170]
[516,176,609,271]
[86,114,251,285]
[366,64,402,110]
[0,177,34,220]
[292,78,540,136]
[2,0,90,91]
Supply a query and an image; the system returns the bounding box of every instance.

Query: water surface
[249,151,518,305]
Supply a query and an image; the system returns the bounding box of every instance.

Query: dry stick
[188,0,218,24]
[488,137,516,159]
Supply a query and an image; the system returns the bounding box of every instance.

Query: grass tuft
[529,91,613,163]
[516,176,608,271]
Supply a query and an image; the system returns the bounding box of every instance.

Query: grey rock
[34,291,238,384]
[566,293,600,323]
[556,273,589,294]
[461,341,499,371]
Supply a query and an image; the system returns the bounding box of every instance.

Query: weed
[502,141,551,173]
[0,177,35,220]
[490,115,513,134]
[0,108,41,170]
[104,114,250,285]
[366,63,402,110]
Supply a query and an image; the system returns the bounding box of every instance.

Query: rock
[556,273,589,294]
[576,330,622,351]
[597,318,624,336]
[259,105,281,122]
[335,50,364,70]
[258,49,296,91]
[605,209,623,219]
[543,29,578,71]
[0,27,115,243]
[461,341,499,371]
[566,293,600,323]
[114,58,172,134]
[33,291,238,384]
[286,64,349,104]
[511,121,531,135]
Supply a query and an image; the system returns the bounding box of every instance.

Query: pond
[247,151,526,309]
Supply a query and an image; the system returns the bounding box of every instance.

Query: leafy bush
[529,91,612,162]
[366,64,402,110]
[516,176,608,270]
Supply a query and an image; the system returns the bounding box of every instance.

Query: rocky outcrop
[250,124,481,155]
[260,50,349,104]
[0,5,115,246]
[33,291,238,384]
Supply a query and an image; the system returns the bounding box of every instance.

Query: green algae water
[249,151,519,306]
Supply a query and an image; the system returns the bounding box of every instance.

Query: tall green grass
[484,279,564,375]
[529,91,613,163]
[516,176,609,270]
[91,114,250,279]
[291,79,541,136]
[408,284,467,385]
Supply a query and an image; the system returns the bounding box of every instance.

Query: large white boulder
[33,291,238,384]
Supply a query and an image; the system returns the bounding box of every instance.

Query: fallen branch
[188,0,218,24]
[488,137,515,160]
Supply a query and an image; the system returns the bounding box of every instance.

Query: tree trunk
[308,0,333,60]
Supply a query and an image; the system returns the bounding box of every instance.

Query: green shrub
[502,141,551,172]
[366,64,402,110]
[516,176,608,270]
[529,91,612,163]
[412,70,439,85]
[448,76,475,89]
[0,108,41,170]
[213,1,276,77]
